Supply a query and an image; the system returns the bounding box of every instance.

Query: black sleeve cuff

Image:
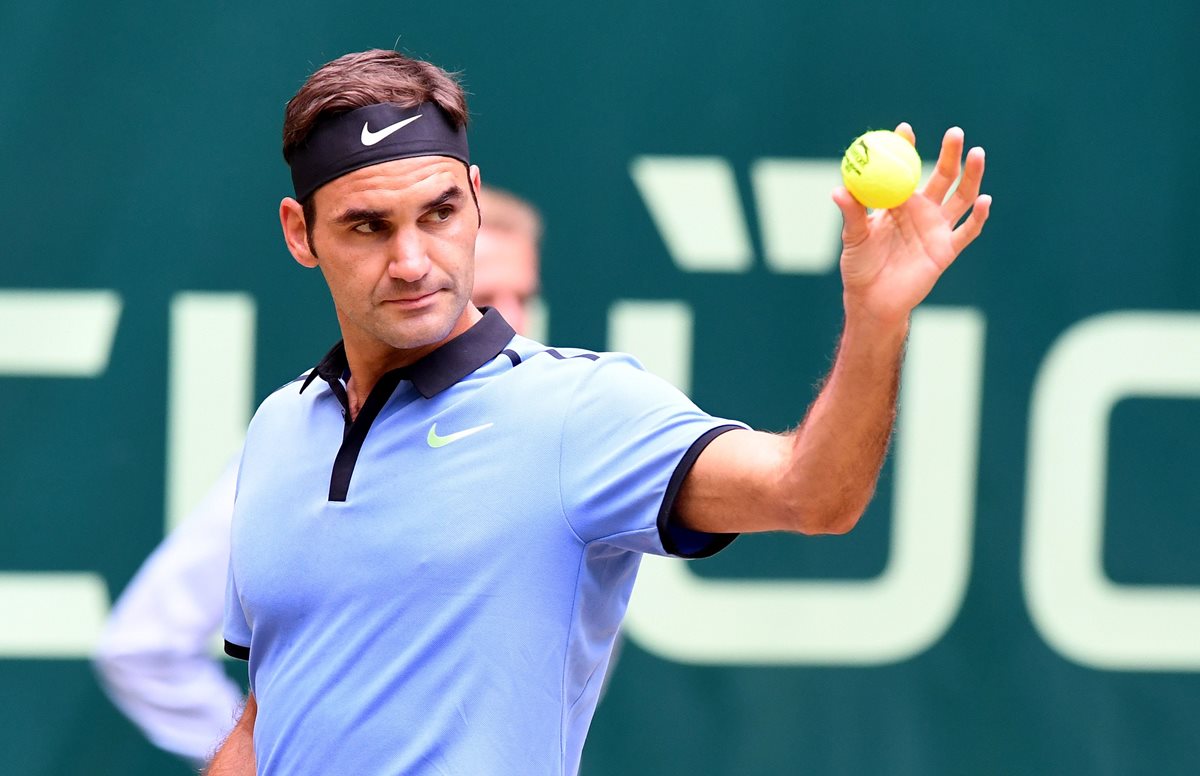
[224,640,250,661]
[656,424,743,559]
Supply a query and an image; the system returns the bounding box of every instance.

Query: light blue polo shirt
[224,309,743,775]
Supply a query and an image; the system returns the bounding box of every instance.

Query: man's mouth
[382,290,440,308]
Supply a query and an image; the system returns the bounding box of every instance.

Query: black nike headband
[287,102,470,201]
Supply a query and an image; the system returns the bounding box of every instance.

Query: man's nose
[386,230,432,282]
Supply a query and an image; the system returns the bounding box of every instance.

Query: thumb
[833,186,869,246]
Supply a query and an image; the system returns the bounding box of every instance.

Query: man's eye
[426,206,454,223]
[353,221,386,234]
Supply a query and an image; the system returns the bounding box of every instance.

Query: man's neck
[341,306,482,421]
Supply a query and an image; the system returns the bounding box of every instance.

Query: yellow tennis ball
[841,129,922,210]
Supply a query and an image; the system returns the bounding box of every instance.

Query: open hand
[833,123,991,327]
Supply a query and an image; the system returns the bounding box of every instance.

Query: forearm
[206,694,256,775]
[784,308,908,532]
[676,309,907,536]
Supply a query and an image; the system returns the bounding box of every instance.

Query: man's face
[472,225,539,336]
[288,157,481,358]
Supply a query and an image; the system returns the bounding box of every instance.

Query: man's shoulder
[250,369,322,420]
[503,336,648,375]
[275,368,319,398]
[501,338,693,414]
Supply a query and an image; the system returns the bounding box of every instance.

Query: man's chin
[375,301,465,351]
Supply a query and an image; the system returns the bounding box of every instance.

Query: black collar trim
[299,307,515,399]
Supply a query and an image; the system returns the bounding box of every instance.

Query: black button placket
[298,309,517,504]
[324,369,407,502]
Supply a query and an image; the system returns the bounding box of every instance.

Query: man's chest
[231,389,578,630]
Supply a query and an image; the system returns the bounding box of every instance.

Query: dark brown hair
[282,49,469,163]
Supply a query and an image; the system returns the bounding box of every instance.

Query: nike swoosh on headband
[360,114,423,146]
[290,103,468,201]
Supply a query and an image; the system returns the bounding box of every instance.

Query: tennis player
[210,48,989,776]
[92,186,543,766]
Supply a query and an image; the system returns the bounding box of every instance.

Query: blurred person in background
[91,184,543,767]
[469,187,541,337]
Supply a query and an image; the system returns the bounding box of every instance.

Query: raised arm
[677,124,990,536]
[206,693,257,775]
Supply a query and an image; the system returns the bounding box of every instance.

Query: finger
[950,195,992,255]
[922,126,965,205]
[943,147,986,224]
[894,121,916,146]
[832,186,870,246]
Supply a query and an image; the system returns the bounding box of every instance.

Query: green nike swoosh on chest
[426,422,495,448]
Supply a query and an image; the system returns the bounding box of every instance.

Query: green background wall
[3,1,1199,773]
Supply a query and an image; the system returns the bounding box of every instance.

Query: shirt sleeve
[91,454,244,764]
[223,480,253,663]
[558,353,744,558]
[223,561,252,662]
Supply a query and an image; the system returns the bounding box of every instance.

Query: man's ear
[280,197,318,268]
[469,164,482,198]
[469,164,483,226]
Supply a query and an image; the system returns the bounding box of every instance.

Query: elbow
[91,621,120,670]
[91,622,135,688]
[779,490,869,535]
[90,615,169,691]
[817,508,865,535]
[795,506,864,536]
